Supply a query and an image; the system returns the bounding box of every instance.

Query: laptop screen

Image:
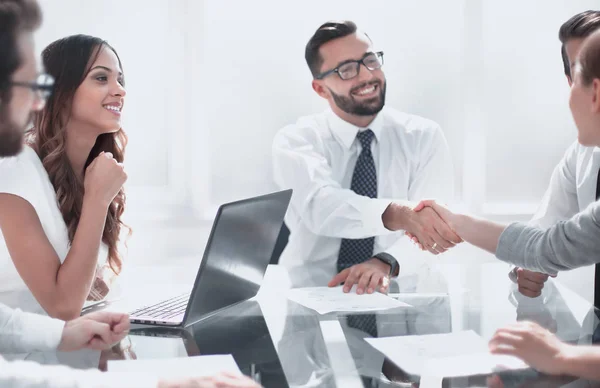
[183,189,292,326]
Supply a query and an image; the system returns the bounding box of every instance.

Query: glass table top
[96,261,600,388]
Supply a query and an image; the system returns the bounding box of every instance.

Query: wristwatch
[373,252,399,277]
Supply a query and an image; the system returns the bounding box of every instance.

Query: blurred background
[35,0,598,301]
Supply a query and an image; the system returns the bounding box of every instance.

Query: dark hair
[559,10,600,79]
[305,20,358,78]
[578,30,600,86]
[28,34,129,276]
[0,0,41,117]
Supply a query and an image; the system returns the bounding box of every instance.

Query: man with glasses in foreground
[272,21,458,322]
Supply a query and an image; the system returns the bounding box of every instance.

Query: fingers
[424,239,439,255]
[434,219,462,245]
[489,330,524,349]
[511,321,545,333]
[518,277,545,292]
[88,337,111,351]
[488,345,518,357]
[421,237,438,254]
[328,268,350,288]
[414,208,459,254]
[356,271,373,295]
[86,321,115,350]
[429,232,448,254]
[429,210,460,247]
[367,273,383,294]
[379,276,390,294]
[112,315,130,334]
[413,199,436,212]
[86,311,130,334]
[430,223,455,252]
[430,203,464,243]
[490,322,541,344]
[343,268,360,293]
[501,321,539,332]
[86,152,102,171]
[332,263,391,295]
[331,266,382,294]
[412,225,437,254]
[413,201,426,212]
[518,268,550,284]
[516,269,546,297]
[518,286,542,298]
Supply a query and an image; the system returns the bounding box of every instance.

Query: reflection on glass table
[91,261,600,387]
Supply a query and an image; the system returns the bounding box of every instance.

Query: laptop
[84,189,292,327]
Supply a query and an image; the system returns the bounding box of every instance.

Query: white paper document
[365,331,528,377]
[108,354,241,379]
[287,286,411,314]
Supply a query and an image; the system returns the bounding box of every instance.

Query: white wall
[482,0,600,205]
[34,0,600,217]
[202,0,466,206]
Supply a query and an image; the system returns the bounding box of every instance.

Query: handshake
[384,199,461,254]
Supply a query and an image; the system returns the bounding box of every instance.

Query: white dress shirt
[0,358,160,388]
[272,107,454,286]
[0,303,159,387]
[0,303,64,353]
[509,141,599,302]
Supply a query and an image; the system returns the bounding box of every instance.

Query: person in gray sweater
[410,30,600,381]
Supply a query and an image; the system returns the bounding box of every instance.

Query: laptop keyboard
[130,293,190,320]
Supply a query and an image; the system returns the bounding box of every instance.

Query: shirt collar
[326,108,384,149]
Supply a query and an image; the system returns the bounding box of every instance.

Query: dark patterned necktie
[338,129,378,337]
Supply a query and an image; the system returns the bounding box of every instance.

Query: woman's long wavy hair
[27,34,128,275]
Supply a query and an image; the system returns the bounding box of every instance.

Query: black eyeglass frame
[9,73,55,100]
[315,51,384,80]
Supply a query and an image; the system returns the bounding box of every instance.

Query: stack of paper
[287,286,411,314]
[365,331,528,378]
[108,354,241,379]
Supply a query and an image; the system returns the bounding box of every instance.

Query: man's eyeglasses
[10,73,55,104]
[316,51,384,81]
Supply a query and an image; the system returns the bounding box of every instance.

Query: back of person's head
[559,11,600,79]
[30,34,128,276]
[0,0,41,118]
[578,30,600,86]
[305,20,359,78]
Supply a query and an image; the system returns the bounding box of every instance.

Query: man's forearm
[0,304,64,353]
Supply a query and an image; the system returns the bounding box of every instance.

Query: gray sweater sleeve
[496,201,600,273]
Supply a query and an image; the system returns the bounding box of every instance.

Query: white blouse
[0,146,109,367]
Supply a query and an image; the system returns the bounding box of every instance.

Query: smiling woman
[0,35,129,326]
